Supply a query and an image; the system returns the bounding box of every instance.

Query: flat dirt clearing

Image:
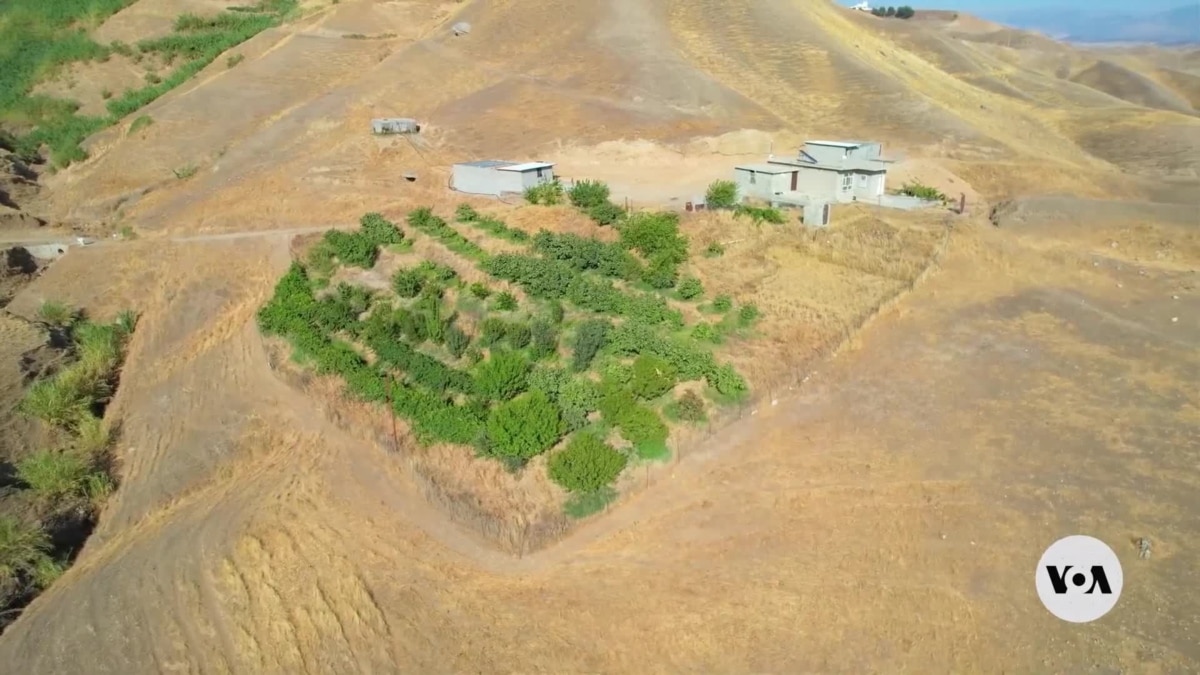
[0,218,1196,672]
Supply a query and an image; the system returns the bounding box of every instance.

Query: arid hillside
[10,0,1197,235]
[0,1,1198,673]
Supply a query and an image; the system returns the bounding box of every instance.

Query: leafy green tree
[571,319,610,372]
[896,6,915,19]
[524,180,565,205]
[485,390,564,463]
[474,350,531,400]
[630,354,678,400]
[548,432,627,493]
[567,180,611,209]
[705,180,738,209]
[619,212,688,265]
[676,277,704,300]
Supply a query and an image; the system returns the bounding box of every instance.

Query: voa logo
[1036,535,1124,623]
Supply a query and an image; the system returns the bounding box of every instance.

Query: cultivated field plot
[256,185,946,553]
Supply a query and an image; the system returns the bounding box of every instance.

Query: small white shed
[451,160,556,197]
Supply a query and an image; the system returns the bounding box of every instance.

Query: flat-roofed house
[733,140,892,205]
[451,160,556,197]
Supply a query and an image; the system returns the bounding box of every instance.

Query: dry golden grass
[4,0,1200,671]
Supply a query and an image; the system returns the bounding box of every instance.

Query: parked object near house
[372,118,420,135]
[451,160,556,197]
[733,139,893,208]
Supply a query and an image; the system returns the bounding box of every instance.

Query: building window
[536,168,544,179]
[841,173,852,191]
[749,171,757,184]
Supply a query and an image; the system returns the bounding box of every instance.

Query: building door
[791,172,798,191]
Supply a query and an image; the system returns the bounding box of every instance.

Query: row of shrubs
[455,204,530,244]
[481,253,680,326]
[567,180,625,226]
[407,207,487,260]
[2,303,137,624]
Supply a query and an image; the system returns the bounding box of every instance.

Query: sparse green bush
[665,390,707,422]
[129,115,153,134]
[469,282,492,299]
[16,449,92,504]
[173,164,198,179]
[227,53,245,67]
[36,301,78,328]
[480,317,508,347]
[530,319,558,360]
[455,203,480,222]
[676,277,704,300]
[690,322,722,345]
[738,303,760,326]
[0,517,57,592]
[484,390,564,464]
[567,180,611,209]
[323,229,378,268]
[493,291,518,311]
[704,241,725,258]
[548,300,565,324]
[445,323,471,359]
[506,322,532,349]
[392,268,423,298]
[733,204,785,226]
[360,212,404,246]
[712,295,733,313]
[549,432,627,493]
[630,354,678,400]
[524,179,565,205]
[899,180,946,202]
[564,486,617,519]
[705,180,738,208]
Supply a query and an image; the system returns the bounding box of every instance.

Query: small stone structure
[371,118,420,135]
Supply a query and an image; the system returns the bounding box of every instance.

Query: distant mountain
[991,5,1200,46]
